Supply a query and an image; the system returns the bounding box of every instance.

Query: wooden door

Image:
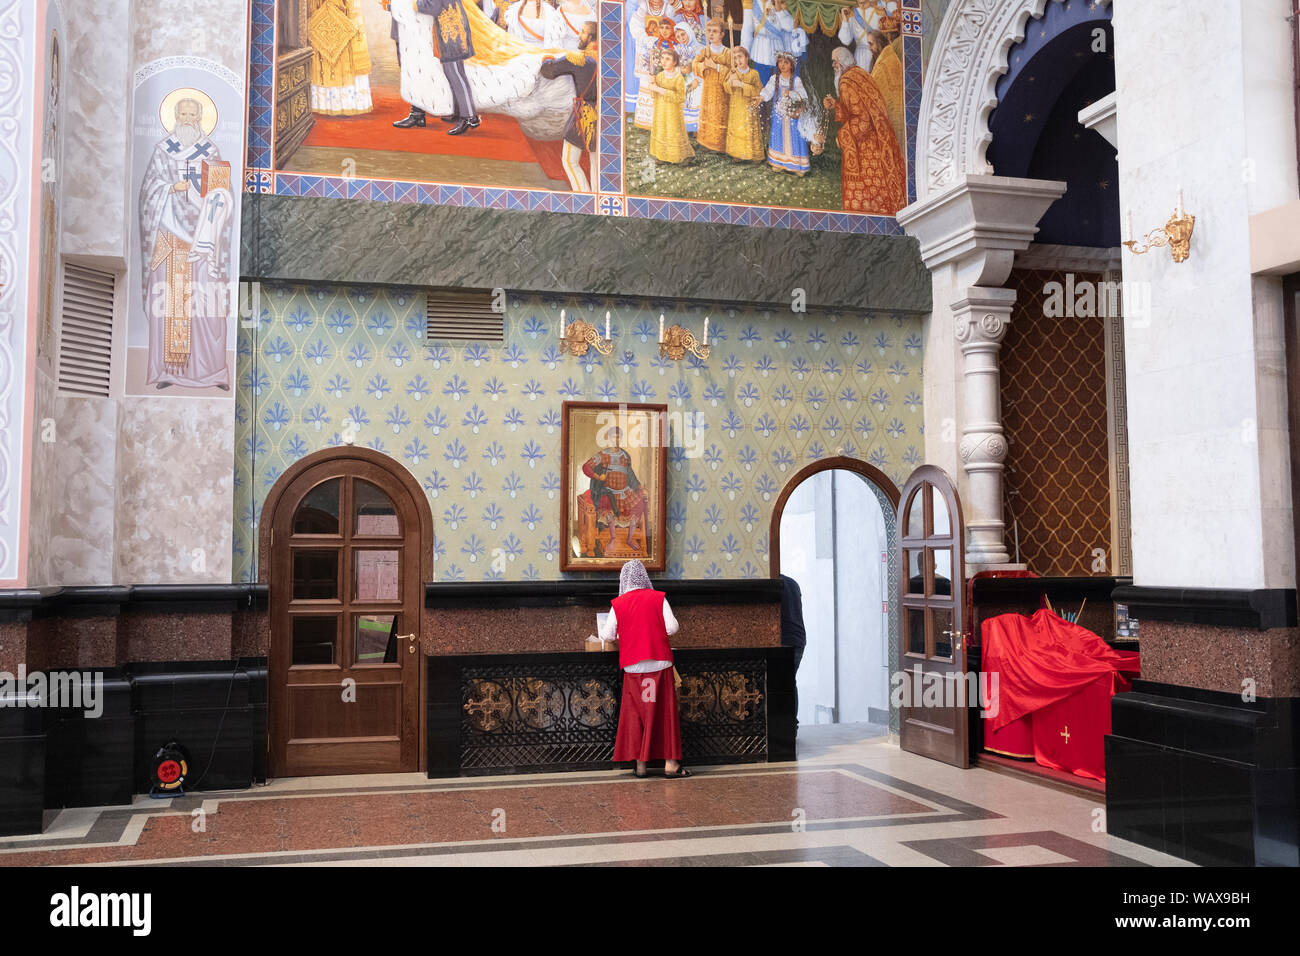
[269,458,423,776]
[897,465,969,768]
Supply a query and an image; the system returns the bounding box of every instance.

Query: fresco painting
[254,0,921,230]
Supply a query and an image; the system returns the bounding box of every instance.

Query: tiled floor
[0,724,1191,867]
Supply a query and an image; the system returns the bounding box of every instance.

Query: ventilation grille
[426,288,503,342]
[58,264,115,397]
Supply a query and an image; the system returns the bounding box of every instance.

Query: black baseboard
[1106,680,1300,867]
[0,659,268,836]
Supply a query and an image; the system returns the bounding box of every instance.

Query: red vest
[612,589,673,670]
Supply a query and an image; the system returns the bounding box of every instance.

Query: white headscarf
[618,559,653,595]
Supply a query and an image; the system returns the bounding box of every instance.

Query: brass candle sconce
[657,313,710,362]
[559,309,614,356]
[1123,192,1195,263]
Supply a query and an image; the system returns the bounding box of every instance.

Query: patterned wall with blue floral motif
[233,285,924,582]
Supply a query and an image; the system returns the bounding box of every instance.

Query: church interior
[1,0,1298,899]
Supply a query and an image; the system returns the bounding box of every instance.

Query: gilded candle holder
[1123,209,1196,263]
[659,324,710,362]
[560,319,613,357]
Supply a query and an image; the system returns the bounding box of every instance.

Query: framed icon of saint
[560,401,668,572]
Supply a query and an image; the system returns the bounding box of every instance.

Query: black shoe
[439,114,461,123]
[393,109,426,128]
[447,115,480,135]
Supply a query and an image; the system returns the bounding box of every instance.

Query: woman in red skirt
[599,559,692,778]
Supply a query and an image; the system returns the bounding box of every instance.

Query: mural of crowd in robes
[273,0,601,192]
[261,0,914,217]
[625,0,907,214]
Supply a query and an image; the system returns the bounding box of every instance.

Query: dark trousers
[791,646,804,727]
[443,58,476,118]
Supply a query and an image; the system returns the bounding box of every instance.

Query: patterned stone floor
[0,725,1190,867]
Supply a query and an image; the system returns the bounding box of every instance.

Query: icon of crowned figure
[580,427,648,559]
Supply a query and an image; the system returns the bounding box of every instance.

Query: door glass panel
[906,607,926,656]
[933,605,954,660]
[355,613,398,663]
[354,549,400,602]
[905,549,924,593]
[906,488,924,537]
[292,615,337,665]
[292,550,339,600]
[293,478,341,534]
[931,487,951,536]
[354,480,400,536]
[932,549,952,596]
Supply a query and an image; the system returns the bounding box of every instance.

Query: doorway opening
[771,458,900,735]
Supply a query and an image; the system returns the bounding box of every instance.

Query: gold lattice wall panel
[1001,269,1112,577]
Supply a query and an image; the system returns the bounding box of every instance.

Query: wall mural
[232,285,924,582]
[35,4,63,368]
[129,58,245,395]
[246,0,923,232]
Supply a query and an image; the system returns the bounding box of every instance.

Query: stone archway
[899,0,1115,571]
[917,0,1114,196]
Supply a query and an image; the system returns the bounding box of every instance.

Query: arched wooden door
[264,448,430,777]
[897,465,968,768]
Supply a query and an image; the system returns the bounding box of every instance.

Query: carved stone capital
[955,311,1009,346]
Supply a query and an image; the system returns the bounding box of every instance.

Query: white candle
[703,316,709,346]
[1177,188,1185,218]
[605,311,611,340]
[659,313,665,343]
[1126,207,1133,241]
[560,309,566,336]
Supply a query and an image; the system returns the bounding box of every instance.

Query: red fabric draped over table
[981,609,1140,783]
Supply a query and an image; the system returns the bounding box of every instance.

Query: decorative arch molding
[768,456,901,578]
[917,0,1113,198]
[767,456,902,734]
[257,445,435,584]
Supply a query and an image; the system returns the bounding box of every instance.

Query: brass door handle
[398,633,416,641]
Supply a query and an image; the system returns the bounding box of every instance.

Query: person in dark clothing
[384,0,429,128]
[538,20,599,191]
[779,573,806,727]
[417,0,482,135]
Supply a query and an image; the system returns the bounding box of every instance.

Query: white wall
[1114,0,1298,589]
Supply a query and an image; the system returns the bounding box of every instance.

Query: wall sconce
[658,313,710,361]
[559,309,613,356]
[1123,191,1195,263]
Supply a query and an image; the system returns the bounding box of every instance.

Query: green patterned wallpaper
[233,284,924,582]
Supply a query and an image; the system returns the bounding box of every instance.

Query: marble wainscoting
[1136,619,1300,699]
[24,615,120,671]
[421,601,781,657]
[60,0,131,259]
[34,390,118,587]
[116,398,235,585]
[241,194,931,313]
[421,580,783,656]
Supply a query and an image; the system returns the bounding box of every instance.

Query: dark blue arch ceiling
[987,0,1117,248]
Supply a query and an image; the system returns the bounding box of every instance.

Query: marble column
[953,288,1015,565]
[897,174,1066,571]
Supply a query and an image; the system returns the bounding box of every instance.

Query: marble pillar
[898,174,1066,571]
[953,288,1015,565]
